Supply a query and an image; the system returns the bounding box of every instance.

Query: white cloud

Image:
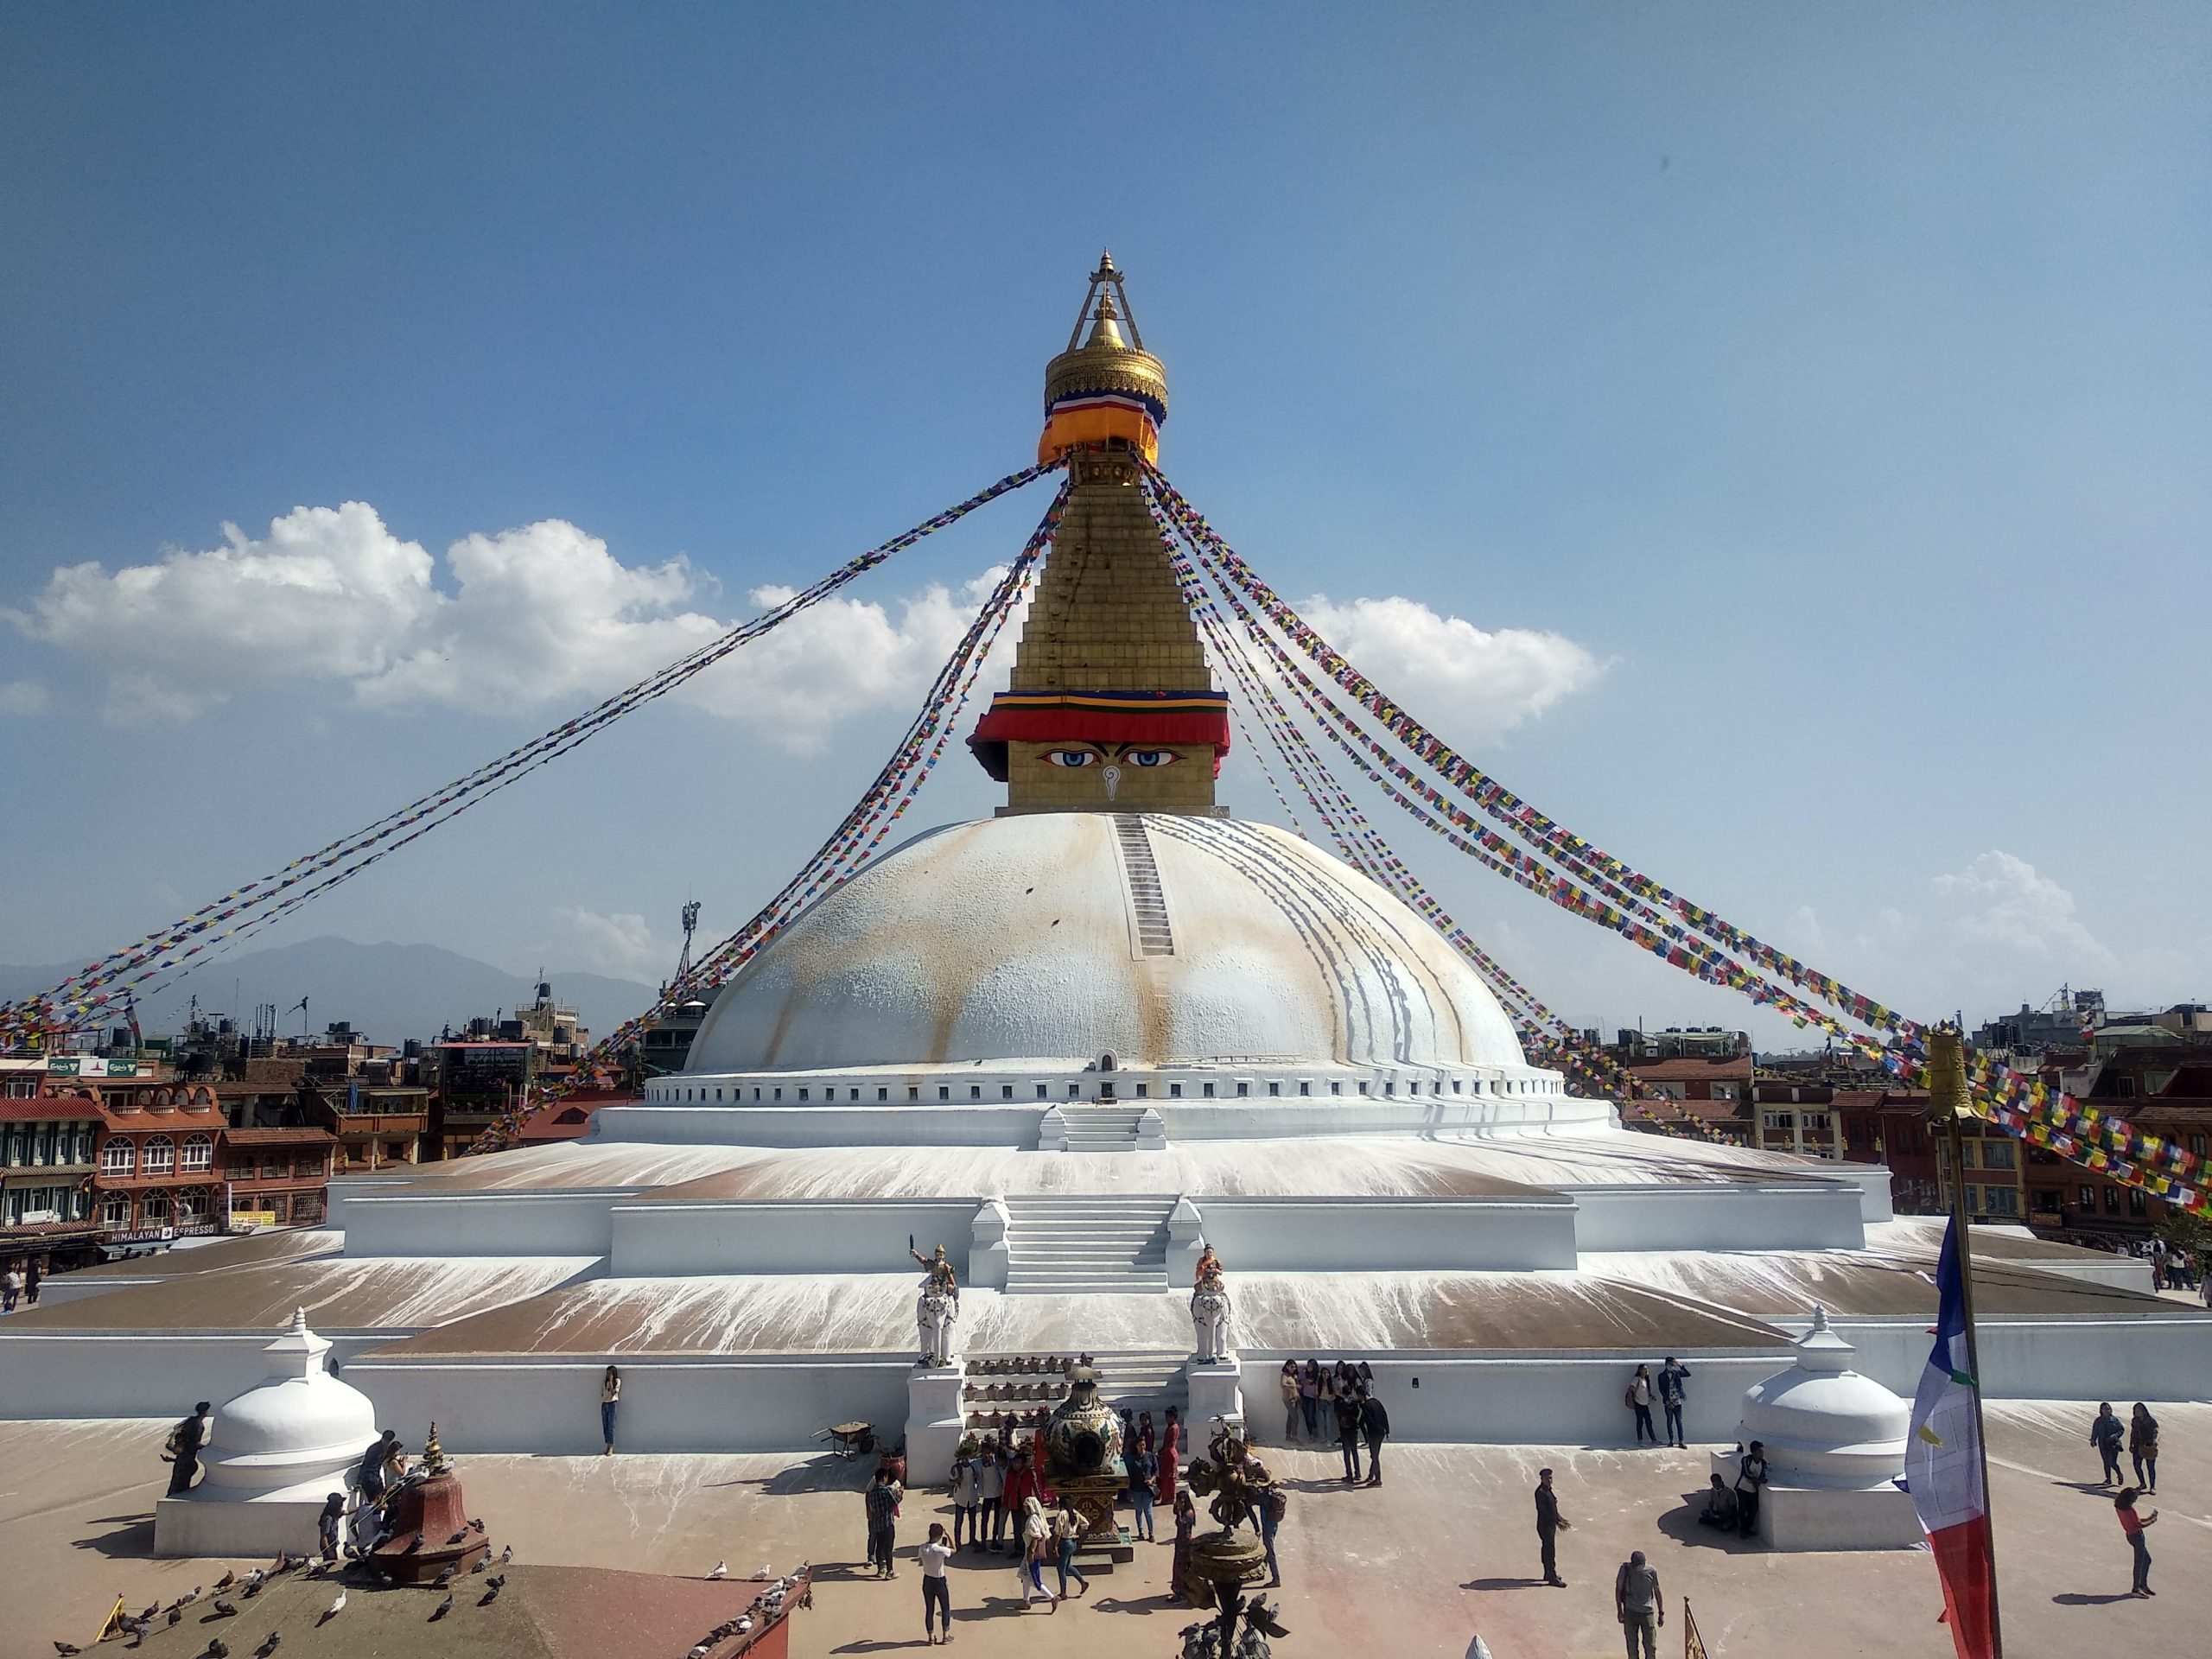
[549,906,663,979]
[1299,594,1605,744]
[0,679,51,715]
[4,504,1013,748]
[1930,849,2118,971]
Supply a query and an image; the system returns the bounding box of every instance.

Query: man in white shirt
[918,1522,954,1645]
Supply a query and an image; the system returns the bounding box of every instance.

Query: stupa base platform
[1709,1452,1925,1551]
[155,1478,329,1559]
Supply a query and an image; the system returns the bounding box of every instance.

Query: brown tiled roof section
[223,1127,337,1147]
[1629,1058,1753,1082]
[1009,476,1211,692]
[0,1095,105,1121]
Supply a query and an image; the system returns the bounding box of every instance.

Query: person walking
[1360,1387,1390,1486]
[949,1447,979,1549]
[1157,1408,1182,1509]
[1018,1496,1057,1611]
[1279,1360,1302,1443]
[1299,1361,1322,1440]
[1656,1357,1692,1448]
[2115,1487,2158,1597]
[315,1492,346,1563]
[599,1364,621,1455]
[1334,1387,1364,1484]
[1626,1364,1657,1446]
[2090,1402,2126,1487]
[1534,1469,1568,1586]
[2129,1403,2159,1494]
[1259,1480,1286,1588]
[1171,1491,1200,1607]
[1052,1497,1091,1599]
[1127,1438,1158,1541]
[165,1402,213,1496]
[1735,1441,1769,1540]
[1614,1549,1664,1659]
[865,1465,904,1579]
[918,1521,954,1643]
[1,1261,22,1313]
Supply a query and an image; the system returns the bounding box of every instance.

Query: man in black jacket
[1359,1389,1390,1486]
[1534,1467,1569,1586]
[166,1402,213,1496]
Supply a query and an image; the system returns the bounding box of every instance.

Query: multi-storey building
[91,1084,228,1243]
[0,1092,103,1274]
[220,1127,338,1228]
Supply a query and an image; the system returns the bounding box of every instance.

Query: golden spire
[1039,251,1168,465]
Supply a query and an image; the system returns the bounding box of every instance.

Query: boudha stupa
[3,258,2202,1474]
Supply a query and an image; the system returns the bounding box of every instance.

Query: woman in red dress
[1156,1406,1181,1508]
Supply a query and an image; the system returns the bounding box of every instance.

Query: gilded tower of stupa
[968,254,1230,814]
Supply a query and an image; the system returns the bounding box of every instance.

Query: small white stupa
[1712,1306,1921,1550]
[156,1307,378,1558]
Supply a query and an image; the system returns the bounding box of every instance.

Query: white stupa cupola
[198,1306,378,1500]
[1737,1306,1911,1490]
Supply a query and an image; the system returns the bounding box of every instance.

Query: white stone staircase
[1001,1192,1173,1294]
[1060,1103,1150,1151]
[1085,1349,1191,1420]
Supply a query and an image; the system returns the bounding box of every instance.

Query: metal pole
[1927,1024,2005,1658]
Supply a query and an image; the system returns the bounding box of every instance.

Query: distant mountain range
[0,937,659,1048]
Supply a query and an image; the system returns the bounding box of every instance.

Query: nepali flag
[1898,1216,1999,1659]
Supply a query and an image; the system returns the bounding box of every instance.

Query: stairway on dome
[1001,1192,1173,1294]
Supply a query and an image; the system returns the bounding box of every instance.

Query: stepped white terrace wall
[1192,1197,1577,1272]
[1567,1183,1866,1253]
[612,1200,980,1277]
[0,1329,429,1418]
[1762,1311,2212,1403]
[340,1189,634,1257]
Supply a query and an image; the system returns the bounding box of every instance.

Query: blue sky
[3,3,2207,1042]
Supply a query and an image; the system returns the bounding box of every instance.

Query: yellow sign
[231,1211,280,1230]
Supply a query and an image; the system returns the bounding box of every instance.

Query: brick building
[1834,1089,1942,1215]
[91,1084,227,1243]
[0,1092,104,1274]
[1618,1053,1756,1143]
[1751,1078,1845,1160]
[220,1126,338,1228]
[2030,1046,2212,1242]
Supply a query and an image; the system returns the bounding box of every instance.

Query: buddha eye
[1044,749,1099,767]
[1125,749,1179,768]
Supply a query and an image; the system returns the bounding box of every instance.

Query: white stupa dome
[1738,1307,1911,1491]
[200,1308,378,1499]
[681,813,1540,1087]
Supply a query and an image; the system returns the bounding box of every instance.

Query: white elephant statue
[917,1286,958,1367]
[1191,1274,1233,1363]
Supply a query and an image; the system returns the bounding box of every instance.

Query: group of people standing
[1624,1357,1693,1448]
[1,1256,41,1313]
[1276,1359,1391,1483]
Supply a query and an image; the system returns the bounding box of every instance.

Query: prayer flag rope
[1,461,1064,1042]
[465,480,1071,1151]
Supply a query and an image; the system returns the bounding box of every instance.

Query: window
[2078,1185,2095,1210]
[1964,1185,1980,1213]
[229,1156,255,1179]
[2191,1135,2208,1157]
[1983,1186,2018,1217]
[1135,1083,1148,1098]
[938,1087,949,1101]
[1958,1141,1976,1168]
[2104,1186,2121,1214]
[143,1136,175,1175]
[877,1088,889,1102]
[1268,1082,1281,1097]
[1066,1084,1079,1099]
[1300,1082,1311,1096]
[1332,1082,1342,1096]
[1980,1140,2016,1171]
[1001,1085,1014,1100]
[908,1087,920,1102]
[181,1134,213,1173]
[177,1190,210,1224]
[1800,1112,1832,1132]
[102,1139,135,1176]
[969,1085,982,1100]
[2127,1187,2147,1217]
[140,1192,170,1223]
[100,1192,130,1227]
[1169,1083,1183,1098]
[1762,1113,1791,1132]
[1236,1082,1250,1098]
[849,1089,861,1102]
[798,1089,809,1101]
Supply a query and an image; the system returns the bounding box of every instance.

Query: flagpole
[1928,1023,2004,1659]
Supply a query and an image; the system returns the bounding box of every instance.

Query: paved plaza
[2,1402,2200,1659]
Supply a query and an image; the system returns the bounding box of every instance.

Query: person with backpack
[1625,1364,1657,1446]
[1127,1437,1159,1541]
[1360,1387,1391,1486]
[163,1402,212,1496]
[1259,1478,1287,1587]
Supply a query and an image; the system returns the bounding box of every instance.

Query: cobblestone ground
[2,1404,2201,1659]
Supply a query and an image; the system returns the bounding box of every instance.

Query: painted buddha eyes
[1042,747,1181,769]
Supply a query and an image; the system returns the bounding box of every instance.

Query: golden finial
[423,1421,449,1476]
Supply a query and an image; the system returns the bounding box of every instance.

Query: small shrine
[371,1424,491,1584]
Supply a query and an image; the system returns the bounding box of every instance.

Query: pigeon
[689,1646,709,1659]
[138,1605,161,1623]
[707,1560,728,1580]
[446,1528,470,1545]
[429,1594,454,1622]
[431,1564,457,1588]
[254,1633,281,1659]
[208,1643,230,1659]
[402,1532,424,1554]
[215,1571,238,1592]
[240,1580,264,1600]
[212,1599,238,1618]
[499,1543,513,1565]
[467,1517,484,1532]
[486,1573,506,1592]
[168,1606,184,1627]
[478,1584,501,1608]
[317,1589,346,1626]
[241,1569,266,1592]
[54,1643,82,1656]
[470,1555,491,1574]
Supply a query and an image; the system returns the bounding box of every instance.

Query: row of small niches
[651,1075,1562,1104]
